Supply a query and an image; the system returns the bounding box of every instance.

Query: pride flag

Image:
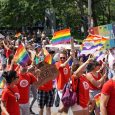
[94,93,101,108]
[15,32,23,39]
[43,48,55,64]
[0,77,5,89]
[81,35,109,51]
[51,29,71,45]
[14,44,30,66]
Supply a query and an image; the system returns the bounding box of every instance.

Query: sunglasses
[60,57,66,59]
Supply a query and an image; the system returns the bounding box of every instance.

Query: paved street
[30,97,73,115]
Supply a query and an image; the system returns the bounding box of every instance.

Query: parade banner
[112,23,115,36]
[80,34,110,59]
[36,62,58,86]
[89,23,115,39]
[98,25,109,37]
[109,39,115,48]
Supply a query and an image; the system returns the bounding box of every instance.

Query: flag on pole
[14,44,30,66]
[51,29,71,45]
[0,77,5,89]
[15,32,23,39]
[94,93,101,108]
[42,48,55,64]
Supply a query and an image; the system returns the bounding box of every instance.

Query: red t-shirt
[88,72,102,90]
[55,61,70,90]
[72,75,90,108]
[38,80,53,92]
[101,79,115,115]
[1,85,20,115]
[17,72,37,104]
[5,49,12,58]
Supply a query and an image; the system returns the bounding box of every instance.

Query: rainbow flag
[14,44,30,66]
[80,35,110,59]
[51,29,71,45]
[94,93,101,108]
[0,77,5,89]
[15,32,23,39]
[43,48,55,64]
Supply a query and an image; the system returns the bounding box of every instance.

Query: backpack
[61,78,80,108]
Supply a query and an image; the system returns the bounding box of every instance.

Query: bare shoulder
[86,72,93,79]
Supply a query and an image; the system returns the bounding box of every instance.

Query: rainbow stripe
[43,48,55,64]
[15,32,23,39]
[0,77,5,89]
[51,29,71,45]
[14,44,30,66]
[94,93,101,108]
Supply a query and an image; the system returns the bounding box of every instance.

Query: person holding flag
[12,44,58,115]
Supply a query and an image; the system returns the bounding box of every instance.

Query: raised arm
[74,55,93,78]
[2,40,9,50]
[60,55,72,67]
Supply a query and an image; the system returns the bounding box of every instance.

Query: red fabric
[38,80,53,92]
[72,75,90,108]
[17,72,37,104]
[101,79,115,115]
[5,49,12,58]
[1,85,20,115]
[6,64,18,71]
[88,73,102,90]
[55,61,70,90]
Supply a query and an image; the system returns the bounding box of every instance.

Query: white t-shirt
[108,50,115,69]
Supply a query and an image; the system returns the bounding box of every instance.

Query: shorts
[37,90,54,108]
[19,103,30,115]
[89,90,101,112]
[89,90,101,100]
[71,103,88,111]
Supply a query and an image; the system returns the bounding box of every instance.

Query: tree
[0,0,114,39]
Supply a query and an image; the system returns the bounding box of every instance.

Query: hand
[70,50,75,58]
[87,54,94,63]
[105,50,109,55]
[11,59,16,65]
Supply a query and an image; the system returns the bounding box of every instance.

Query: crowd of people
[0,31,115,115]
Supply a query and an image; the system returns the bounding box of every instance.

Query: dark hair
[8,55,13,64]
[2,70,17,84]
[86,60,101,72]
[79,55,88,63]
[71,64,80,73]
[86,63,95,72]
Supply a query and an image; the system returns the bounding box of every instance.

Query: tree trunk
[91,0,98,26]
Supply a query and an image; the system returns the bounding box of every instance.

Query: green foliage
[0,0,114,40]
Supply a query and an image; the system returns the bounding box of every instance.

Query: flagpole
[88,0,92,29]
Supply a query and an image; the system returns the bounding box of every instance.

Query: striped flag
[94,93,101,108]
[51,29,71,45]
[42,48,55,64]
[14,44,30,66]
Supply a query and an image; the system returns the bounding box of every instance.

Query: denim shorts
[89,90,101,100]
